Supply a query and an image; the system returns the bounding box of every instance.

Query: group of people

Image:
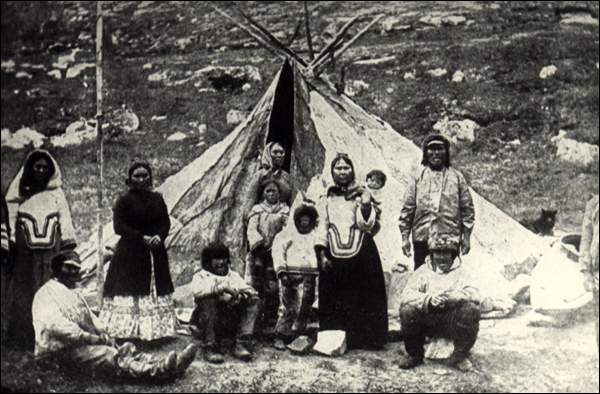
[0,132,597,381]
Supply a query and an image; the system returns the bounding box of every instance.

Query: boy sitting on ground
[190,242,260,364]
[271,202,320,351]
[398,233,481,369]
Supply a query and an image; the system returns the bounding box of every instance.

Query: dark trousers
[248,246,279,326]
[400,302,480,359]
[190,295,260,346]
[275,274,316,339]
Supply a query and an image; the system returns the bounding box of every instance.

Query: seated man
[32,253,198,380]
[398,234,481,369]
[190,242,260,364]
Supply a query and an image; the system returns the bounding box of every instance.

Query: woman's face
[332,159,353,186]
[130,167,151,190]
[32,158,51,184]
[270,144,285,168]
[263,183,280,204]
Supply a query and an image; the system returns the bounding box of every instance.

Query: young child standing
[271,202,320,351]
[246,179,290,330]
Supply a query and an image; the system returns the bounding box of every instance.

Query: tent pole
[95,0,105,308]
[210,5,287,62]
[237,7,307,66]
[309,15,360,70]
[313,15,383,77]
[304,1,315,61]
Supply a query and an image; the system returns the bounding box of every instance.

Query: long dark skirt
[319,234,389,349]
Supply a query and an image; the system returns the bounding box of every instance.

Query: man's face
[366,176,383,190]
[427,144,447,169]
[210,258,229,276]
[58,262,80,289]
[263,183,280,204]
[332,159,353,186]
[297,215,313,234]
[32,158,51,184]
[431,250,454,273]
[271,145,285,168]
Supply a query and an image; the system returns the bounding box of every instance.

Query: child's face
[263,183,280,204]
[210,258,229,276]
[366,176,383,190]
[431,250,454,273]
[297,215,313,234]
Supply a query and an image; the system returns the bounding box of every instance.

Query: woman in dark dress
[316,154,389,350]
[100,161,178,341]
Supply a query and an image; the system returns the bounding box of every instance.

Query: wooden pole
[313,15,383,77]
[95,0,105,308]
[210,5,287,62]
[303,1,315,61]
[308,15,360,69]
[237,7,307,66]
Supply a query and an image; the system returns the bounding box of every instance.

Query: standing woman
[254,142,292,205]
[100,161,178,341]
[316,154,389,350]
[5,149,78,350]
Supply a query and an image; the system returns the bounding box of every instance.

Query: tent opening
[266,59,295,172]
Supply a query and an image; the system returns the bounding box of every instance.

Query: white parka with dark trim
[5,149,76,251]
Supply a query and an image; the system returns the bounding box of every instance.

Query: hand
[99,333,116,347]
[430,295,447,310]
[443,290,465,306]
[143,235,153,247]
[392,262,409,273]
[320,256,333,272]
[461,234,471,255]
[219,292,234,303]
[150,235,162,249]
[584,274,598,292]
[402,239,412,258]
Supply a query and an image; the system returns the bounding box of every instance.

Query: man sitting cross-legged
[398,234,481,369]
[32,253,198,380]
[189,242,260,364]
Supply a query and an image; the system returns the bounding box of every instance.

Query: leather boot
[117,350,178,380]
[397,356,424,370]
[175,344,198,374]
[232,337,253,362]
[204,343,225,364]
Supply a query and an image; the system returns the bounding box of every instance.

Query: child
[246,179,290,329]
[397,233,481,369]
[190,242,260,364]
[271,202,320,351]
[365,169,387,236]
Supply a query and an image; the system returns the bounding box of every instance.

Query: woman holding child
[316,153,389,350]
